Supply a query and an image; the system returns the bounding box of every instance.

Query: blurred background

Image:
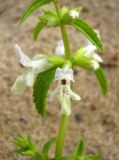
[0,0,119,159]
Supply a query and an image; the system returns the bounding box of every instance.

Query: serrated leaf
[71,139,85,160]
[42,137,57,156]
[33,21,46,40]
[70,18,103,51]
[95,67,108,95]
[19,0,53,25]
[33,67,56,117]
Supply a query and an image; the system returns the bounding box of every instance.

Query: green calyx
[72,48,93,69]
[48,55,66,67]
[39,7,82,27]
[48,55,74,70]
[39,8,60,27]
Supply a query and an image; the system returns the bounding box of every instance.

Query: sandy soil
[0,0,119,159]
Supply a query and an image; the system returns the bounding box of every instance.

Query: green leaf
[95,67,108,95]
[71,139,85,160]
[48,158,67,160]
[33,21,46,40]
[14,134,37,156]
[57,158,67,160]
[31,152,44,160]
[84,155,101,160]
[42,137,57,157]
[70,18,103,51]
[33,67,56,117]
[19,0,53,25]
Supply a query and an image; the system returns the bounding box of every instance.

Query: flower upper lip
[54,67,74,82]
[55,40,65,56]
[11,44,52,94]
[84,42,103,63]
[69,10,79,19]
[83,30,103,70]
[14,44,33,68]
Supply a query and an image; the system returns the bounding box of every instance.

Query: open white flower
[55,40,65,56]
[84,29,103,70]
[49,68,81,116]
[84,43,103,70]
[11,44,52,94]
[69,10,79,19]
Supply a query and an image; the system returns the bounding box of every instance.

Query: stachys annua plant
[11,0,108,159]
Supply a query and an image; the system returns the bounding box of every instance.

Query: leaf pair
[33,9,103,52]
[19,0,103,52]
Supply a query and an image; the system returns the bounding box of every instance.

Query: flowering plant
[12,0,108,160]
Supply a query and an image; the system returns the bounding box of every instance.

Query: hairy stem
[54,0,71,60]
[55,115,69,158]
[53,0,72,158]
[60,24,71,60]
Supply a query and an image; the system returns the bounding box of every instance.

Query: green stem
[54,1,71,60]
[53,0,72,159]
[55,115,69,158]
[60,24,71,60]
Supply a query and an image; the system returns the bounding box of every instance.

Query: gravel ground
[0,0,119,160]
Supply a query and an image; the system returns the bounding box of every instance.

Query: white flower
[84,41,103,70]
[91,60,100,70]
[69,10,79,19]
[55,40,65,56]
[49,68,81,116]
[85,42,103,62]
[11,44,52,94]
